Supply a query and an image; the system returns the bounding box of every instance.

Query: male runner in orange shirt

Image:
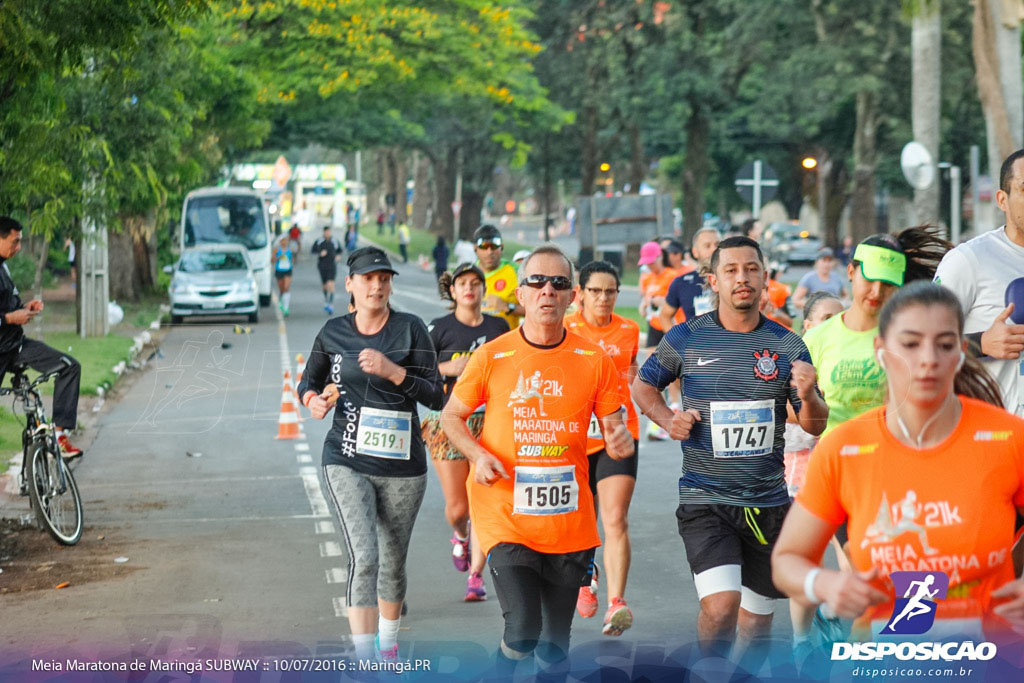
[443,245,634,679]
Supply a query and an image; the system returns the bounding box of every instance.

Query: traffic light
[801,157,818,170]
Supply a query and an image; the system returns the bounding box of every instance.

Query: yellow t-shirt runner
[452,328,623,556]
[479,259,521,328]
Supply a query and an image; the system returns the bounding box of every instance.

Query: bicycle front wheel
[27,441,83,545]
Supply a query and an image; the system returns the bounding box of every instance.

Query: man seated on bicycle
[0,217,83,459]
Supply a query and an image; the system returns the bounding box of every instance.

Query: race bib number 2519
[356,407,412,460]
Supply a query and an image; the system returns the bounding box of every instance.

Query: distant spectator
[740,218,763,242]
[792,247,847,310]
[454,238,475,265]
[837,235,854,266]
[376,210,386,235]
[512,249,531,271]
[432,236,449,280]
[659,239,692,276]
[398,223,411,263]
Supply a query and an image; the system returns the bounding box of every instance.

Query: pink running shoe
[451,532,470,572]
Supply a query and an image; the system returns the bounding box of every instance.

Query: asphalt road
[0,238,819,681]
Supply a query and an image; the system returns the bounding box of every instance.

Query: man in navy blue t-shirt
[632,236,828,658]
[659,227,720,331]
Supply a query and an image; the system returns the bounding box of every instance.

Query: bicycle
[3,359,83,545]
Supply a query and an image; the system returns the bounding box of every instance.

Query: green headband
[853,243,906,286]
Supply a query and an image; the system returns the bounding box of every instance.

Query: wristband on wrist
[302,392,314,408]
[804,568,822,605]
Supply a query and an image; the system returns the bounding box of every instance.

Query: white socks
[281,292,291,309]
[378,616,401,651]
[351,633,375,661]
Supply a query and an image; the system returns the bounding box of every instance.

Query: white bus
[181,187,273,306]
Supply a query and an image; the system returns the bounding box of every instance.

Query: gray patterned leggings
[323,465,427,608]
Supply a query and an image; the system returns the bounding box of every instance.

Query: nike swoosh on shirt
[696,358,720,366]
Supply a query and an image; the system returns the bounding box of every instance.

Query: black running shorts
[675,502,789,600]
[587,439,639,495]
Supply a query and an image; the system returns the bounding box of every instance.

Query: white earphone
[876,348,965,371]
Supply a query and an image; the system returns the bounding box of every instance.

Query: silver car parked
[167,245,259,324]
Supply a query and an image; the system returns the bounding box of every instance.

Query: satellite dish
[901,141,935,190]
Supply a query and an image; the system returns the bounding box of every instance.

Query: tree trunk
[974,0,1024,190]
[394,149,409,222]
[850,90,879,242]
[912,1,942,225]
[824,160,848,248]
[432,148,457,242]
[108,213,157,301]
[366,149,384,216]
[581,101,598,197]
[628,122,644,193]
[681,104,710,246]
[460,190,485,242]
[411,151,432,232]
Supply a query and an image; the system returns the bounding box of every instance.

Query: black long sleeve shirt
[298,311,443,476]
[0,259,25,354]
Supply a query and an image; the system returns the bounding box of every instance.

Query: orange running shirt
[640,268,680,331]
[798,397,1024,636]
[766,279,792,311]
[452,327,624,555]
[564,310,640,451]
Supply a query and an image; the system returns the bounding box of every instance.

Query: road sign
[575,194,673,247]
[272,156,292,188]
[451,201,462,217]
[735,160,779,218]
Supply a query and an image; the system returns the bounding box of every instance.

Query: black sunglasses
[520,274,573,291]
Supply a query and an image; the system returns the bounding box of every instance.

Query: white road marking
[320,541,343,557]
[278,298,347,617]
[300,466,331,517]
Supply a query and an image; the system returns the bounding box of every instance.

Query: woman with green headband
[803,228,950,436]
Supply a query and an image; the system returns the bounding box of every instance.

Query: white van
[181,187,272,306]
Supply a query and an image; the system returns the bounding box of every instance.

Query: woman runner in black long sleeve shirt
[298,246,443,663]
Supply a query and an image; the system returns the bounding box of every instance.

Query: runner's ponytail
[437,271,456,310]
[895,224,952,283]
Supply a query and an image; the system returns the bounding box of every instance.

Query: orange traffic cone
[276,372,301,440]
[295,354,306,386]
[284,369,304,422]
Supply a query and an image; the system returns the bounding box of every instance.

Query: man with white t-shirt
[934,149,1024,416]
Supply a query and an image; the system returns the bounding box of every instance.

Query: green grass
[0,408,25,469]
[363,223,531,263]
[40,333,135,396]
[613,305,643,326]
[117,295,167,329]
